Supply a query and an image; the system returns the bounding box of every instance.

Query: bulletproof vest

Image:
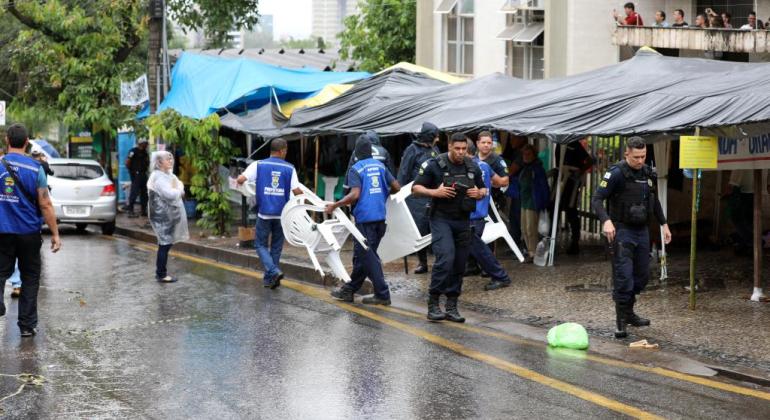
[431,154,477,218]
[128,148,149,173]
[609,162,656,226]
[408,143,438,182]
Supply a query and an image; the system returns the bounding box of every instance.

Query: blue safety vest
[255,157,295,217]
[0,153,43,234]
[350,158,390,223]
[470,157,492,220]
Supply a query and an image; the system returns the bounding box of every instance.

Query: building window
[444,1,474,75]
[501,10,544,79]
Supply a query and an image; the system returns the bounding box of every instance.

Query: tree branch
[7,4,70,43]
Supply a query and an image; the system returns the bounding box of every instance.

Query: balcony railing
[612,26,770,53]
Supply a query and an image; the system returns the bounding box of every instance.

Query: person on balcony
[612,2,643,26]
[653,10,669,27]
[740,11,765,30]
[671,9,688,27]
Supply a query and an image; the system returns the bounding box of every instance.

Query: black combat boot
[427,294,445,321]
[330,287,354,303]
[627,299,651,327]
[615,302,628,338]
[444,297,465,323]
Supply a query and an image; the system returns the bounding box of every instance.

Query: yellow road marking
[119,238,661,419]
[374,307,770,402]
[117,236,770,404]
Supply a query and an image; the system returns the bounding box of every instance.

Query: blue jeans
[470,220,510,283]
[156,244,173,278]
[5,261,20,288]
[256,217,284,285]
[429,217,472,297]
[344,221,390,300]
[612,225,650,303]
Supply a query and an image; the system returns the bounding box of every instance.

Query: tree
[338,0,416,72]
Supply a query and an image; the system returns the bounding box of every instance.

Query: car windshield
[50,164,103,180]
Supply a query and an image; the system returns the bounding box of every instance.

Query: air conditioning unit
[528,0,544,10]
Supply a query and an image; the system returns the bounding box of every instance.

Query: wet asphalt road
[1,233,769,419]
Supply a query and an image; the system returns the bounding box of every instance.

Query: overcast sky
[259,0,312,40]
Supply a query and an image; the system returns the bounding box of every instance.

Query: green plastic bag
[547,322,589,350]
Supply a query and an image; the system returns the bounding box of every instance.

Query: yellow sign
[679,136,718,169]
[70,136,92,144]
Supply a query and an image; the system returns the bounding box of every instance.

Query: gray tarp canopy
[286,49,770,143]
[219,102,287,138]
[223,68,450,138]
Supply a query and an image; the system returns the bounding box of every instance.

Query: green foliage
[7,0,147,136]
[168,0,260,47]
[339,0,416,72]
[278,37,318,49]
[146,110,234,235]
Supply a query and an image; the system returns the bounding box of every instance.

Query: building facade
[312,0,359,47]
[416,0,770,79]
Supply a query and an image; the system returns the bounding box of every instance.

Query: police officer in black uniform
[397,122,440,274]
[591,137,671,338]
[413,133,487,322]
[125,138,150,217]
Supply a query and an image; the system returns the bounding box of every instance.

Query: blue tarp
[145,52,369,120]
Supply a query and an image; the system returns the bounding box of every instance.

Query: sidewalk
[116,213,770,377]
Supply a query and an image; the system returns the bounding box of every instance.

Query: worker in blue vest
[591,137,671,338]
[466,140,512,291]
[327,136,400,305]
[237,138,302,289]
[0,123,61,337]
[397,122,440,274]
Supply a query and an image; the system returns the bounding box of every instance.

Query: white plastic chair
[480,198,525,263]
[378,182,433,264]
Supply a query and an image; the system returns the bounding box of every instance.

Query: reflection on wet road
[1,234,769,419]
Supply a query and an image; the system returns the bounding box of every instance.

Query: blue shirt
[470,157,493,220]
[348,158,394,223]
[0,153,44,234]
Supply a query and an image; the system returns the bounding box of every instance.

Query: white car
[47,158,117,235]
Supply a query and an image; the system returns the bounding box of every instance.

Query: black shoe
[444,297,465,323]
[427,295,445,321]
[480,271,490,278]
[484,280,511,291]
[331,287,354,302]
[0,304,5,317]
[615,302,628,338]
[414,265,429,274]
[270,272,284,289]
[20,327,37,337]
[141,212,148,217]
[627,301,651,327]
[566,242,580,255]
[361,295,391,306]
[156,275,177,283]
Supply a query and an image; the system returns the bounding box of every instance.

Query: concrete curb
[114,225,355,291]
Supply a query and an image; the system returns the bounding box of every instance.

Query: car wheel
[76,223,88,233]
[102,221,116,236]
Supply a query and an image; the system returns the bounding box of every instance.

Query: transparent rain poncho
[147,151,189,245]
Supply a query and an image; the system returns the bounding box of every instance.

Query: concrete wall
[415,0,434,67]
[472,0,507,76]
[544,0,568,78]
[563,0,621,76]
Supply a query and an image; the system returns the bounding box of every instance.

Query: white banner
[120,74,149,106]
[0,101,5,126]
[716,135,770,170]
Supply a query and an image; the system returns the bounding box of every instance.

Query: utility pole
[148,0,165,114]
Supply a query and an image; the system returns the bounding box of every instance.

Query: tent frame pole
[688,127,701,310]
[752,169,764,301]
[548,145,567,266]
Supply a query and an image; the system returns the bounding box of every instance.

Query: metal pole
[688,127,701,310]
[314,136,320,194]
[752,169,763,299]
[689,170,699,310]
[547,145,567,266]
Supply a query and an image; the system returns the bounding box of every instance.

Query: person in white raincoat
[147,151,189,282]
